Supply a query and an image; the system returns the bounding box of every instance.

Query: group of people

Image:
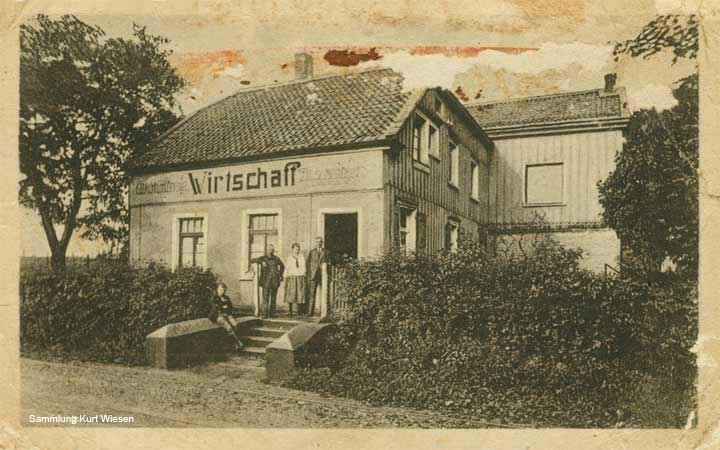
[208,236,330,351]
[250,236,329,318]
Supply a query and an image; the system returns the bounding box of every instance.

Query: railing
[251,262,261,317]
[604,263,621,277]
[250,261,344,320]
[320,262,328,319]
[326,264,348,320]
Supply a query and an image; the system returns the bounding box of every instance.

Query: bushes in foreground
[287,238,697,427]
[20,260,217,364]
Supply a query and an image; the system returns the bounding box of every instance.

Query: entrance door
[324,213,358,260]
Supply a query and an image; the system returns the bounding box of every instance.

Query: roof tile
[467,89,626,129]
[131,68,413,170]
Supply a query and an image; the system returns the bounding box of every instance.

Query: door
[324,213,358,260]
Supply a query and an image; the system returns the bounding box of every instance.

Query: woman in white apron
[283,243,306,316]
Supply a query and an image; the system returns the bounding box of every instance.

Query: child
[208,282,244,351]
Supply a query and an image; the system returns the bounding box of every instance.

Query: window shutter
[416,212,427,254]
[444,223,452,251]
[393,208,401,250]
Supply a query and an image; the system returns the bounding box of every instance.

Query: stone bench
[265,322,336,381]
[146,317,260,369]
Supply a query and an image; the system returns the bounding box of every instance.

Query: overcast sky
[20,1,698,257]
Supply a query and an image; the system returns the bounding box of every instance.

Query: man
[305,236,328,316]
[251,244,284,319]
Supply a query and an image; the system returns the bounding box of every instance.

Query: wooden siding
[385,90,490,253]
[489,129,623,227]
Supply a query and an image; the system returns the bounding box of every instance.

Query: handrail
[320,262,329,319]
[251,262,260,317]
[604,263,620,277]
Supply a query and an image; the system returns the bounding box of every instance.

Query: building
[128,60,493,311]
[467,74,630,271]
[128,55,630,311]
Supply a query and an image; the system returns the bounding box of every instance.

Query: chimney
[604,73,617,92]
[295,52,313,80]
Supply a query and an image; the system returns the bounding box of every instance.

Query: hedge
[286,237,697,427]
[20,260,218,365]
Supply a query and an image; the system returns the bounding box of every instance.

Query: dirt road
[21,358,504,428]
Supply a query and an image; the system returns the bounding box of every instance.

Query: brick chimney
[604,73,617,92]
[295,52,313,80]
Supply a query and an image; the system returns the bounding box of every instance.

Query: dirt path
[21,358,507,428]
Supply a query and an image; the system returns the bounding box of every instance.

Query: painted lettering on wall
[129,151,384,207]
[135,179,188,195]
[299,165,361,182]
[187,161,301,195]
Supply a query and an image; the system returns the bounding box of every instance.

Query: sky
[19,0,698,257]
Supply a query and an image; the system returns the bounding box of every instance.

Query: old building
[128,53,631,311]
[128,60,493,311]
[467,74,630,271]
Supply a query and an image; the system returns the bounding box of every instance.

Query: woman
[283,243,306,316]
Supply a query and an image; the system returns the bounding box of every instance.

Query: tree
[20,15,185,272]
[598,75,698,274]
[613,14,698,63]
[600,14,698,275]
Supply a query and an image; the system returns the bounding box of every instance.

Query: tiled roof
[130,68,414,170]
[466,89,627,129]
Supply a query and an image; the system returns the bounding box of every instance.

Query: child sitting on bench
[208,282,244,351]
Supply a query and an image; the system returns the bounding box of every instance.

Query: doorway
[323,213,358,260]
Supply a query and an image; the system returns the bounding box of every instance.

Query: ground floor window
[399,207,417,254]
[445,220,459,253]
[178,217,206,268]
[249,213,279,264]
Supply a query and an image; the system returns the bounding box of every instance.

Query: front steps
[238,317,308,358]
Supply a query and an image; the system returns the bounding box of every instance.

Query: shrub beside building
[20,260,217,365]
[287,238,697,427]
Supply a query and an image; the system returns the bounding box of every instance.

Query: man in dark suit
[305,236,328,316]
[251,244,284,318]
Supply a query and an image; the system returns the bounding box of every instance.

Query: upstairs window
[412,112,439,165]
[449,142,459,186]
[428,124,439,158]
[434,98,444,119]
[525,163,564,205]
[471,161,479,200]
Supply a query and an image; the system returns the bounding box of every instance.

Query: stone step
[222,355,265,368]
[238,345,267,358]
[246,327,286,338]
[261,318,303,331]
[242,335,275,348]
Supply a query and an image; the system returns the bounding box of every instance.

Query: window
[525,163,564,205]
[412,113,439,165]
[428,124,439,158]
[412,115,426,163]
[471,161,479,200]
[449,142,459,186]
[178,217,205,268]
[434,98,444,118]
[399,207,416,254]
[248,214,279,265]
[445,220,459,253]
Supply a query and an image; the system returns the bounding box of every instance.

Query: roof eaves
[464,87,610,107]
[129,138,392,176]
[484,116,630,139]
[382,88,429,139]
[439,88,495,150]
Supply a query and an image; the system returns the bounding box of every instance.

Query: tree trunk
[50,246,67,273]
